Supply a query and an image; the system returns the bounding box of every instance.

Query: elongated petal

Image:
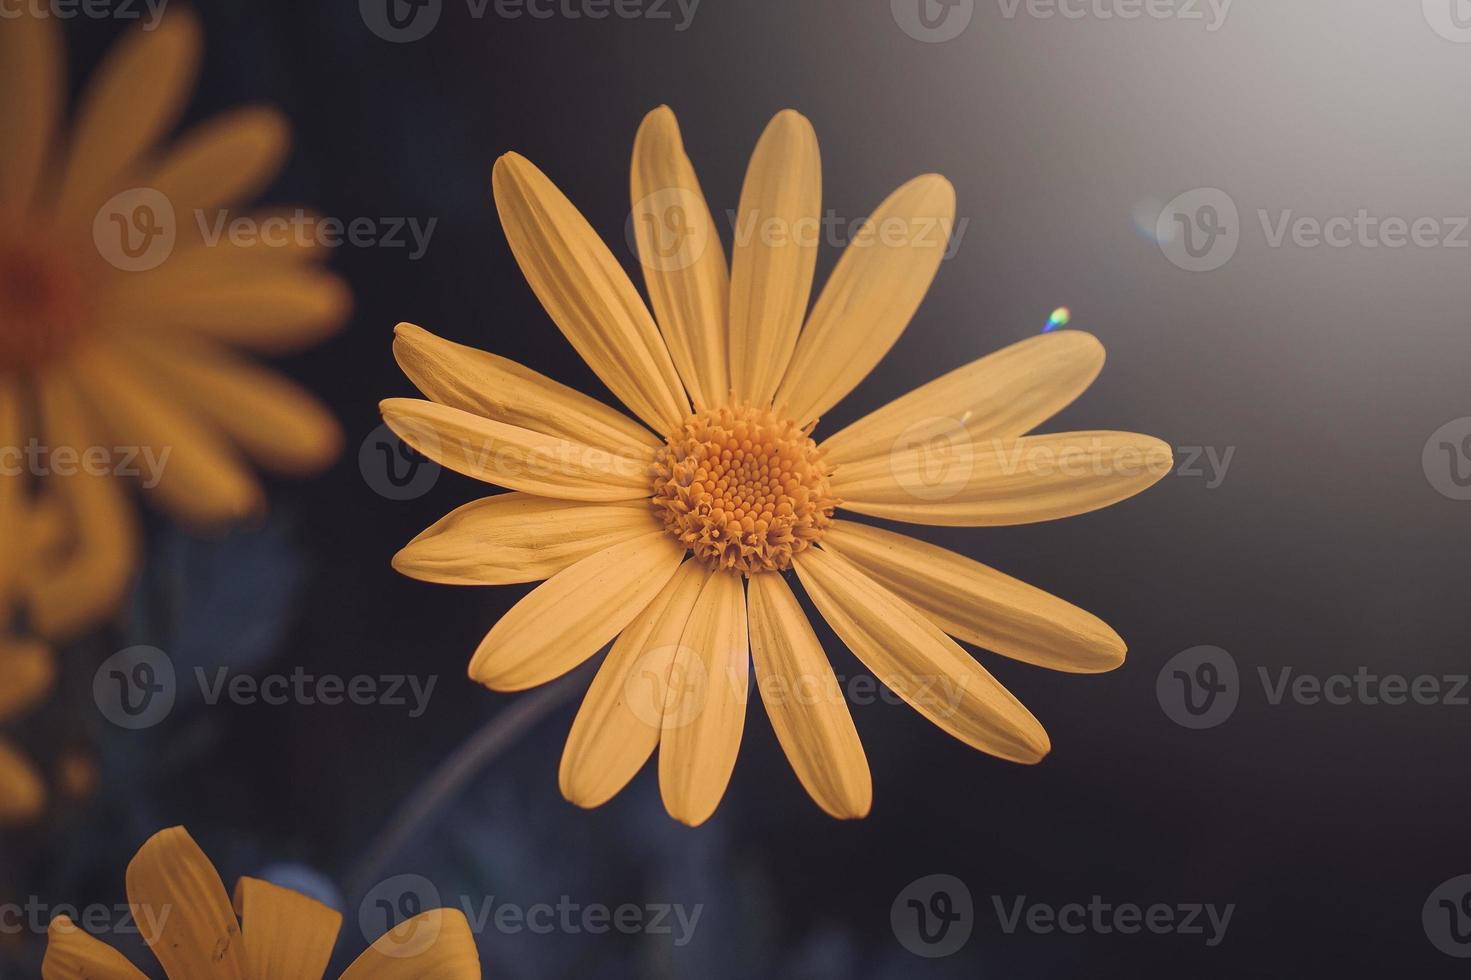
[560,559,709,808]
[793,547,1049,763]
[822,521,1125,673]
[470,531,686,691]
[339,909,481,980]
[125,827,249,979]
[821,331,1107,465]
[27,372,140,638]
[493,151,689,432]
[728,110,820,406]
[393,322,657,457]
[116,266,352,354]
[774,175,955,427]
[630,105,730,410]
[832,430,1173,526]
[0,6,61,219]
[0,739,44,825]
[659,570,749,827]
[381,398,652,501]
[232,876,342,980]
[42,916,148,980]
[748,573,871,819]
[54,12,201,226]
[0,639,54,721]
[68,342,263,525]
[119,334,341,475]
[150,105,289,217]
[395,493,659,586]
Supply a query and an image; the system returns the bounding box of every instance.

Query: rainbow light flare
[1043,306,1071,332]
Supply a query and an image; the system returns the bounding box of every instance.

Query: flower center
[652,403,837,575]
[0,238,89,373]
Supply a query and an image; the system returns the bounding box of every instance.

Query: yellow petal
[492,151,689,432]
[117,333,341,475]
[747,573,871,819]
[821,331,1107,465]
[150,105,289,217]
[381,398,652,501]
[42,915,148,980]
[394,493,660,586]
[124,826,248,979]
[728,110,820,406]
[67,342,263,526]
[658,570,749,827]
[114,265,352,354]
[822,521,1125,673]
[793,547,1050,764]
[393,322,658,457]
[0,638,54,721]
[470,531,686,691]
[560,559,709,809]
[339,908,481,980]
[630,105,730,410]
[27,371,139,638]
[774,174,955,427]
[54,11,202,226]
[0,738,45,825]
[232,876,342,980]
[0,5,61,219]
[832,430,1173,526]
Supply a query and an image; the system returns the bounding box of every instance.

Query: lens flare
[1043,306,1071,332]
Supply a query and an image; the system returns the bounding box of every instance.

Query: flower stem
[343,661,594,903]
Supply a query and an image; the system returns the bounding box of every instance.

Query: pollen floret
[653,403,838,575]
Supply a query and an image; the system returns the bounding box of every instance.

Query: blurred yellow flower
[42,826,482,979]
[383,106,1171,826]
[0,631,51,826]
[0,8,349,641]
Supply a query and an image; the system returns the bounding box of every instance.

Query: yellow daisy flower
[383,106,1171,826]
[41,826,482,979]
[0,7,348,635]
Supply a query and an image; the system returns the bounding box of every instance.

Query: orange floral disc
[652,403,839,575]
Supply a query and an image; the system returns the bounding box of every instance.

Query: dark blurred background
[6,0,1471,976]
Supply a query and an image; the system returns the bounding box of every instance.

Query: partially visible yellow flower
[383,106,1171,826]
[42,826,482,979]
[0,8,348,640]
